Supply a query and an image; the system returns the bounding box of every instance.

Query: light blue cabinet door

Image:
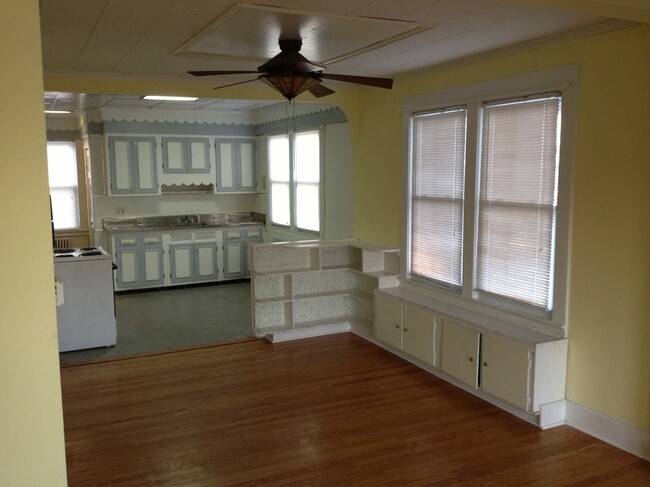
[223,240,245,279]
[116,246,141,288]
[141,244,164,286]
[194,242,218,281]
[170,243,195,284]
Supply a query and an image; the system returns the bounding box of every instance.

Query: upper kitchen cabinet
[108,136,158,195]
[215,138,257,193]
[162,137,210,174]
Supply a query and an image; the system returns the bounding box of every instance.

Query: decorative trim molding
[565,401,650,461]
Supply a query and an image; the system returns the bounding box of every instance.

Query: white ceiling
[39,0,648,112]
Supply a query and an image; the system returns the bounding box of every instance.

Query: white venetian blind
[476,95,561,309]
[410,107,467,287]
[268,135,291,226]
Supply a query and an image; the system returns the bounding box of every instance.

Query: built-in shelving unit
[250,240,399,341]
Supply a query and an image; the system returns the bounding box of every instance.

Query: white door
[402,303,435,366]
[189,139,210,172]
[195,242,217,280]
[440,319,480,388]
[239,140,256,191]
[481,334,531,411]
[112,139,132,192]
[375,293,402,350]
[171,244,194,282]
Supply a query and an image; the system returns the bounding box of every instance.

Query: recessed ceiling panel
[176,3,433,65]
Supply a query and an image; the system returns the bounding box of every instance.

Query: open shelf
[251,240,399,340]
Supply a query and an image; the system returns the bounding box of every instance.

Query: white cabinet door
[170,243,194,283]
[141,245,164,286]
[116,247,139,287]
[188,139,210,172]
[403,303,435,366]
[163,138,185,172]
[239,140,256,191]
[223,240,244,278]
[195,242,218,280]
[134,139,157,193]
[440,319,480,388]
[481,334,531,411]
[216,140,237,191]
[375,293,403,350]
[111,138,133,193]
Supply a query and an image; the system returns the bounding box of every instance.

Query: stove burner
[80,250,102,256]
[54,248,75,254]
[55,253,75,258]
[79,247,98,251]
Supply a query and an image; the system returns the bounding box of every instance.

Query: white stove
[54,246,117,352]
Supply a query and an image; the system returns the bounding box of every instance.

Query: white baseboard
[565,401,650,461]
[264,322,351,343]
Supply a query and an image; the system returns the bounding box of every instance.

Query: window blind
[294,131,320,232]
[476,96,561,309]
[410,108,467,287]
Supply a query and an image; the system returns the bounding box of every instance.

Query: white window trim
[267,128,324,237]
[400,66,578,337]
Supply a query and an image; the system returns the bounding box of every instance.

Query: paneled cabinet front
[215,139,257,192]
[108,136,158,194]
[114,233,164,290]
[162,137,210,173]
[169,241,219,284]
[375,292,438,367]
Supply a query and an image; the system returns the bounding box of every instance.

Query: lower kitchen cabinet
[374,292,438,367]
[440,318,480,388]
[170,241,218,284]
[223,227,262,279]
[114,233,164,290]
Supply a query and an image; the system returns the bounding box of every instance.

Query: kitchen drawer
[142,233,162,244]
[223,229,243,240]
[193,230,217,241]
[115,233,140,246]
[245,228,262,238]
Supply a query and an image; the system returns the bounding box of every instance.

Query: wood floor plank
[60,333,650,486]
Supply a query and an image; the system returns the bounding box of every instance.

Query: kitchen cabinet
[215,138,257,192]
[108,136,158,195]
[162,137,210,173]
[375,292,438,367]
[114,233,164,290]
[222,227,263,279]
[440,318,480,388]
[170,235,219,284]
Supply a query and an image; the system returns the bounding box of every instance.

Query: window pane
[271,182,291,226]
[476,96,561,309]
[47,141,80,230]
[269,135,290,182]
[295,131,320,183]
[296,183,319,232]
[410,108,467,287]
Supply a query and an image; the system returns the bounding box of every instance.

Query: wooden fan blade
[308,84,335,98]
[188,70,259,76]
[320,73,393,89]
[213,78,260,90]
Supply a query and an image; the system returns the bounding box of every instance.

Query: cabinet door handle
[483,362,488,367]
[395,324,400,329]
[403,328,408,332]
[469,357,473,362]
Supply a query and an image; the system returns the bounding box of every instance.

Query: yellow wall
[0,2,68,486]
[351,24,650,432]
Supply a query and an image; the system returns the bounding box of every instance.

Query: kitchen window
[403,67,577,328]
[268,129,321,234]
[47,141,81,230]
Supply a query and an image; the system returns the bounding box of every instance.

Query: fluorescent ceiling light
[142,95,199,101]
[45,110,72,114]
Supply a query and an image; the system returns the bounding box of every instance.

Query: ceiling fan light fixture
[259,74,320,101]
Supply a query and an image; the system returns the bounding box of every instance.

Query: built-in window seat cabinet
[250,239,568,429]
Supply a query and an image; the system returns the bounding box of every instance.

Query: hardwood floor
[60,333,650,486]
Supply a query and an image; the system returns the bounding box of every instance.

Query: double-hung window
[47,141,81,230]
[405,68,576,327]
[268,129,321,234]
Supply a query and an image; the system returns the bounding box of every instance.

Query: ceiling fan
[188,38,393,101]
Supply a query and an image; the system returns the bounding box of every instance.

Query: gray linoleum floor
[59,281,254,366]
